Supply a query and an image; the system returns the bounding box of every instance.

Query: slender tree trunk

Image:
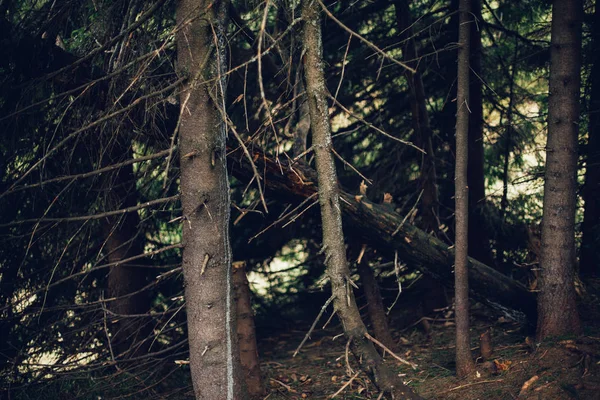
[393,0,438,234]
[301,1,422,398]
[233,262,264,398]
[103,155,150,358]
[467,0,494,267]
[355,249,397,352]
[394,0,447,315]
[454,0,475,378]
[536,0,583,340]
[99,3,152,359]
[176,1,245,398]
[497,39,519,274]
[293,77,311,158]
[581,0,600,277]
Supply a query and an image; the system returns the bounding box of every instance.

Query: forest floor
[258,280,600,400]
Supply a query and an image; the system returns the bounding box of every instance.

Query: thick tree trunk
[536,0,582,340]
[103,156,150,358]
[355,250,397,352]
[232,262,263,398]
[454,0,475,378]
[301,1,422,398]
[467,0,494,267]
[176,1,245,398]
[228,146,538,322]
[581,1,600,277]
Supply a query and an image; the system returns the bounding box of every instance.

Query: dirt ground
[258,286,600,399]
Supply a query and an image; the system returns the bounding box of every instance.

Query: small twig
[334,34,352,102]
[249,193,318,242]
[200,254,210,276]
[1,195,179,227]
[440,379,504,394]
[344,338,354,376]
[386,251,404,315]
[392,189,423,236]
[328,94,424,153]
[364,332,417,369]
[102,297,116,363]
[329,371,360,399]
[316,0,416,73]
[293,295,335,357]
[270,378,295,392]
[163,93,190,189]
[332,147,372,184]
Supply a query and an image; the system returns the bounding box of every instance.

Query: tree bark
[536,0,582,340]
[301,1,422,398]
[177,1,245,398]
[581,0,600,277]
[233,262,264,398]
[228,146,538,322]
[467,0,494,267]
[454,0,476,378]
[355,249,397,352]
[103,154,150,358]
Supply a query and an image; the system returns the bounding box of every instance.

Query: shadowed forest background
[1,0,600,398]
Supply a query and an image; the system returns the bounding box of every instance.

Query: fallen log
[228,145,537,322]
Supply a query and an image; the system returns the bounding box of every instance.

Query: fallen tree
[228,145,537,322]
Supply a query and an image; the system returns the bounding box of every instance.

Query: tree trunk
[301,1,422,398]
[228,145,538,322]
[394,0,447,315]
[355,249,397,352]
[232,262,264,399]
[103,155,150,358]
[293,76,311,158]
[176,0,245,398]
[497,38,519,275]
[454,0,475,378]
[393,0,438,234]
[581,0,600,277]
[536,0,582,340]
[467,0,494,267]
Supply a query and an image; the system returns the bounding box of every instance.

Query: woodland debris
[479,329,493,361]
[518,375,539,397]
[228,145,538,321]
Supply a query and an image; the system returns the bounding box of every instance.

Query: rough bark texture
[454,0,476,378]
[301,1,423,398]
[103,156,150,358]
[233,262,264,398]
[177,1,245,398]
[466,0,494,267]
[536,0,582,340]
[356,252,397,352]
[581,0,600,277]
[228,146,538,322]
